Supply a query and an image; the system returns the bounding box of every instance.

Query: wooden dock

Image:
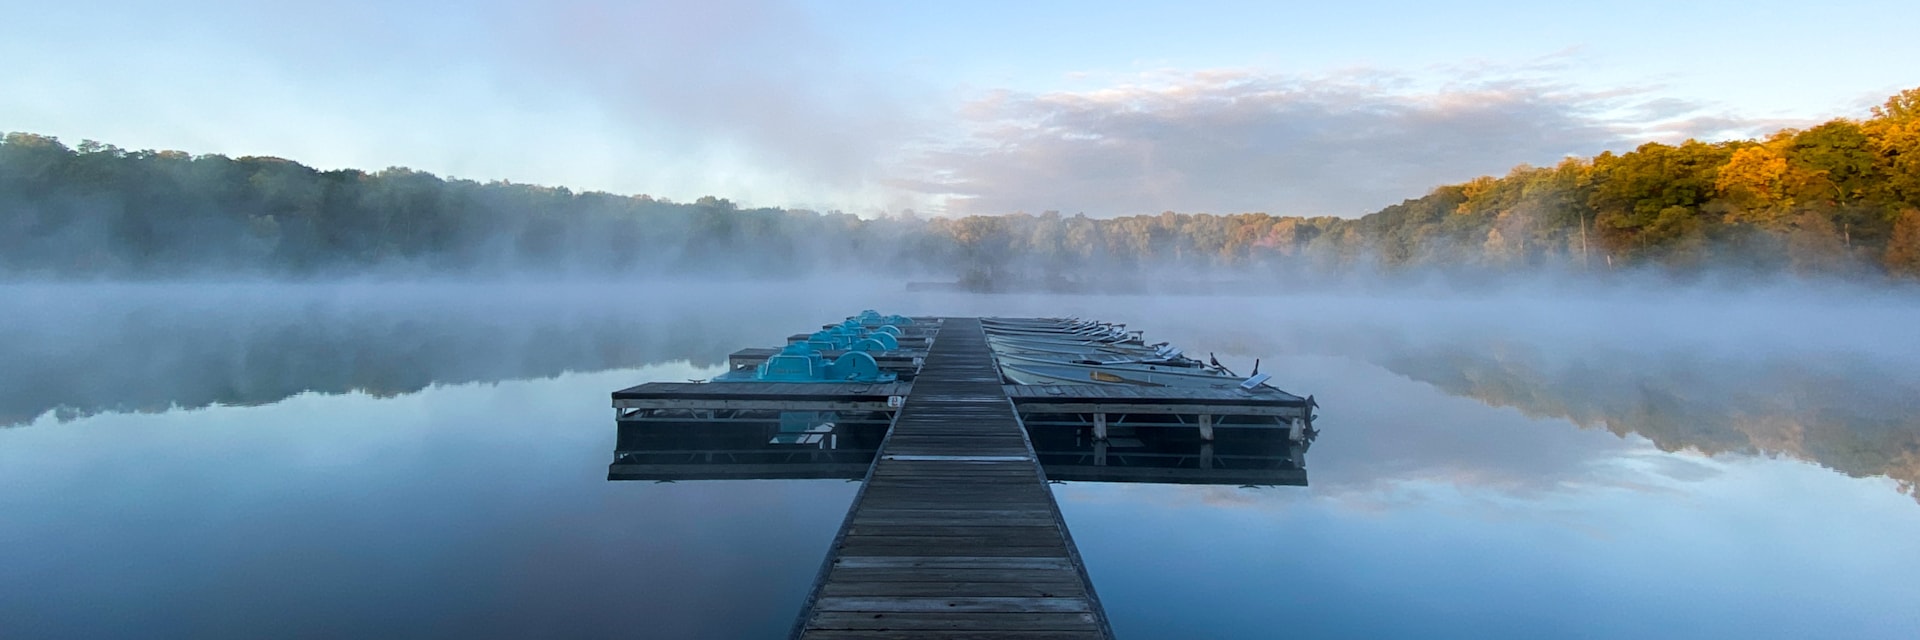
[792,318,1114,639]
[609,314,1319,636]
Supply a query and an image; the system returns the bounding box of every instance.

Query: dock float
[792,318,1114,638]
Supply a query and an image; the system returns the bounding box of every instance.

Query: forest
[3,87,1916,283]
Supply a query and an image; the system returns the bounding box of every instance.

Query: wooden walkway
[793,318,1114,639]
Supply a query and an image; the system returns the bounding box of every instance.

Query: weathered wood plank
[850,507,1055,518]
[860,479,1042,488]
[857,484,1047,495]
[822,568,1086,585]
[855,490,1049,501]
[855,470,1048,490]
[838,534,1068,548]
[813,597,1092,614]
[857,490,1050,501]
[804,630,1106,640]
[818,581,1087,598]
[806,612,1100,632]
[848,516,1061,528]
[837,528,1066,541]
[850,508,1056,519]
[863,475,1041,484]
[833,544,1069,558]
[831,556,1075,570]
[880,436,1028,443]
[844,525,1062,538]
[869,468,1038,479]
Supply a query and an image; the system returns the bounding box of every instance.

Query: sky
[4,0,1917,218]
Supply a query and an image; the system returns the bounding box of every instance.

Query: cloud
[901,68,1785,218]
[1,0,930,213]
[481,0,929,206]
[6,4,1813,217]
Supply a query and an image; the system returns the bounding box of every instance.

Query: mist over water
[0,281,889,426]
[3,277,1917,638]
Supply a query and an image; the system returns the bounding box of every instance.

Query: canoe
[999,361,1254,389]
[985,325,1132,340]
[989,333,1163,352]
[990,342,1207,367]
[992,350,1218,372]
[989,341,1173,361]
[983,318,1127,333]
[987,333,1146,349]
[982,317,1106,329]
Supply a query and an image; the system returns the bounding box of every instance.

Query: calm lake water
[3,281,1918,638]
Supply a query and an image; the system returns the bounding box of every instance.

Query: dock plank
[814,596,1091,613]
[831,556,1077,570]
[818,581,1087,598]
[806,632,1106,640]
[807,612,1100,632]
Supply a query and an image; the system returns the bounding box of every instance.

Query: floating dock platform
[608,315,1317,638]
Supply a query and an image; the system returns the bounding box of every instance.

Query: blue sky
[4,0,1916,217]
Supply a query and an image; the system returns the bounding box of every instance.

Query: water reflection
[0,366,862,639]
[1029,426,1308,486]
[610,416,891,481]
[1054,355,1920,639]
[1012,291,1920,503]
[1373,341,1920,501]
[8,282,1914,503]
[0,282,888,426]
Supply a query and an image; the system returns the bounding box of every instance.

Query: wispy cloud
[486,0,930,203]
[4,3,1814,217]
[0,0,932,213]
[901,67,1787,217]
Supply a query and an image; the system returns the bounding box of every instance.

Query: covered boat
[711,343,897,383]
[990,346,1211,370]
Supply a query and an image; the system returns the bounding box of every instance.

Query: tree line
[4,87,1916,282]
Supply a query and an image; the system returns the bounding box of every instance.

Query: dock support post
[1288,417,1305,442]
[1198,414,1214,441]
[1094,439,1108,466]
[1093,412,1108,440]
[1200,442,1214,470]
